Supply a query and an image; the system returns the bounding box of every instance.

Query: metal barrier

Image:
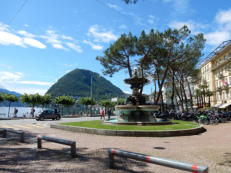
[0,129,6,138]
[37,136,76,157]
[108,149,208,173]
[0,129,24,142]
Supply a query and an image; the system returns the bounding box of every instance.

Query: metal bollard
[108,149,115,168]
[20,132,24,143]
[108,149,208,173]
[71,142,76,158]
[37,136,42,149]
[2,129,7,138]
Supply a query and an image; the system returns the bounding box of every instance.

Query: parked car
[36,110,61,121]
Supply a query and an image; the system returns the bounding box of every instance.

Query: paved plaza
[0,117,231,173]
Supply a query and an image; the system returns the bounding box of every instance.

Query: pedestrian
[13,108,18,118]
[30,108,35,117]
[100,109,105,120]
[107,108,111,120]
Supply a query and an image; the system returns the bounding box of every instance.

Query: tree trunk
[209,96,211,107]
[196,97,199,108]
[170,70,175,110]
[181,82,188,112]
[154,80,157,103]
[186,77,193,110]
[175,85,184,112]
[155,65,169,104]
[160,90,164,112]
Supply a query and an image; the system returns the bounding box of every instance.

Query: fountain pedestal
[112,69,163,124]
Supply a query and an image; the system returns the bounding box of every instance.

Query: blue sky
[1,0,231,96]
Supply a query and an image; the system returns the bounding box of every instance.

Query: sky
[1,0,231,96]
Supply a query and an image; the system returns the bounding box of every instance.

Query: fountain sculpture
[113,69,166,125]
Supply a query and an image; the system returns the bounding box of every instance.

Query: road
[0,116,102,131]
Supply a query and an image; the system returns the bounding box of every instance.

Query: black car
[36,110,61,121]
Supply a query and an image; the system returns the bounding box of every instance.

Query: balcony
[212,56,231,71]
[218,74,225,79]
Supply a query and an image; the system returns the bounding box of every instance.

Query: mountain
[46,69,125,100]
[0,88,21,97]
[0,88,24,107]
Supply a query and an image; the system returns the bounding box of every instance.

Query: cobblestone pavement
[1,120,231,173]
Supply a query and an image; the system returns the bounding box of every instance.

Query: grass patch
[61,120,199,131]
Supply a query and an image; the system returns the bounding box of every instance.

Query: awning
[213,103,222,108]
[219,102,231,109]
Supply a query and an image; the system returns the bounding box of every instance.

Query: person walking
[107,108,112,120]
[30,108,35,117]
[13,108,18,118]
[100,109,105,120]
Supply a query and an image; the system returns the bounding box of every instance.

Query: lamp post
[90,73,93,117]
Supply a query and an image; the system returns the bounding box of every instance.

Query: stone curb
[50,124,206,137]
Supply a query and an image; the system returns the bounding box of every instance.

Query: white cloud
[0,22,9,31]
[41,29,81,52]
[52,43,67,50]
[61,35,74,40]
[0,71,52,95]
[0,31,24,47]
[205,31,230,46]
[0,71,23,83]
[18,30,35,37]
[18,81,52,86]
[169,21,208,32]
[147,15,156,25]
[66,42,82,53]
[88,25,117,43]
[23,37,46,49]
[83,40,103,50]
[202,8,231,46]
[64,64,73,68]
[216,9,231,25]
[65,70,71,74]
[107,3,122,11]
[11,88,48,95]
[123,90,132,94]
[163,0,190,14]
[119,24,127,29]
[0,21,47,49]
[41,30,61,45]
[169,21,195,30]
[0,64,12,69]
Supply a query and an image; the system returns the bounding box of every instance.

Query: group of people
[12,107,36,118]
[100,108,112,120]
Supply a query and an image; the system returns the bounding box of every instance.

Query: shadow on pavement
[0,143,151,173]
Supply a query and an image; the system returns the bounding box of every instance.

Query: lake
[0,107,44,118]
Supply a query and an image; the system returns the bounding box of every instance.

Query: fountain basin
[111,105,171,125]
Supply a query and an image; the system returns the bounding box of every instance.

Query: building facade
[199,40,231,109]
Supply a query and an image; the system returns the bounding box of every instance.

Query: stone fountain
[112,69,168,125]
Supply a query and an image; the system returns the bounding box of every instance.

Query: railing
[0,128,25,142]
[37,135,76,157]
[108,149,208,173]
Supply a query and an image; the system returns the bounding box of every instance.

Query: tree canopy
[78,97,96,106]
[97,25,205,110]
[54,96,76,106]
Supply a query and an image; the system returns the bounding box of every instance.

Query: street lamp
[90,73,93,117]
